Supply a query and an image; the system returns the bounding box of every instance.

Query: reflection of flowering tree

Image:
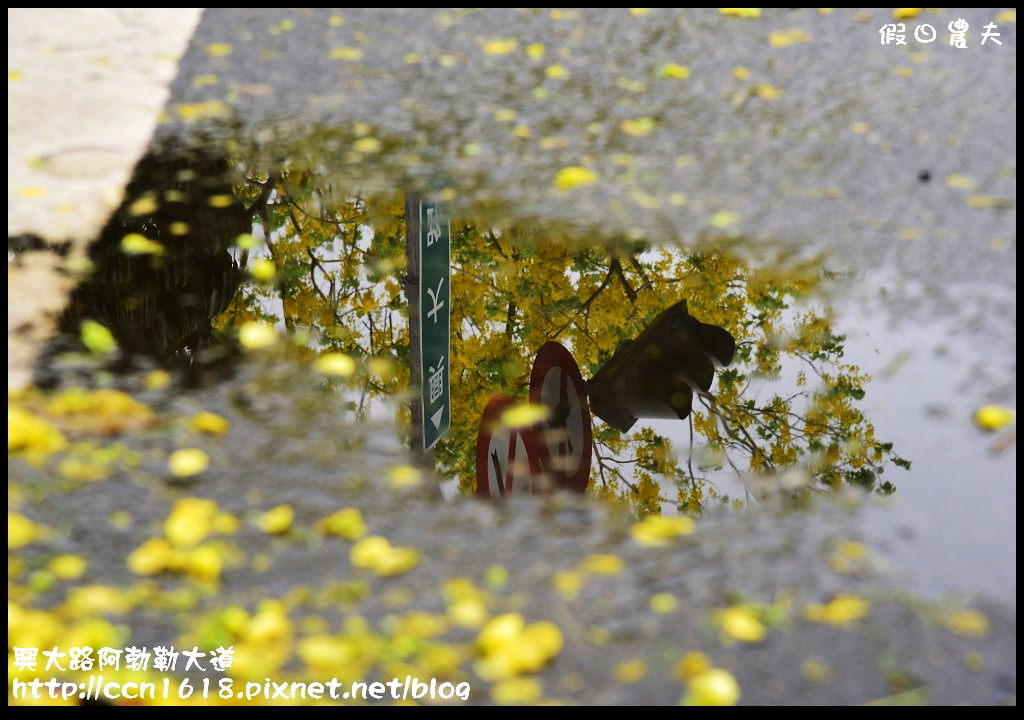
[227,172,908,515]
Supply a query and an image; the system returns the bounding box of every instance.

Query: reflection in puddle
[51,152,909,510]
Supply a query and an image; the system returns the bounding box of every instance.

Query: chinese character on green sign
[420,201,450,449]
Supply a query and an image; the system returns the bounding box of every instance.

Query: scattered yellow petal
[769,28,811,48]
[514,124,531,138]
[329,46,363,61]
[720,606,766,642]
[448,597,489,628]
[685,668,741,706]
[732,65,750,80]
[258,504,294,534]
[891,66,914,78]
[438,54,457,67]
[491,677,542,704]
[48,554,87,580]
[18,186,46,198]
[615,659,648,683]
[719,8,761,18]
[892,8,922,20]
[184,544,223,581]
[485,564,509,587]
[238,321,277,349]
[966,195,995,209]
[580,553,624,575]
[709,210,741,229]
[660,63,691,79]
[631,514,696,546]
[974,405,1014,431]
[212,511,239,534]
[120,233,165,256]
[804,594,870,626]
[650,593,678,613]
[942,609,990,637]
[545,64,569,79]
[127,537,176,575]
[674,651,711,680]
[168,448,210,478]
[191,411,230,435]
[387,464,422,488]
[314,352,357,377]
[752,83,782,99]
[995,10,1015,23]
[9,69,23,81]
[525,42,545,60]
[206,42,233,57]
[174,100,231,121]
[192,73,219,88]
[8,406,67,458]
[483,38,518,55]
[317,507,367,540]
[553,570,585,599]
[350,535,421,576]
[494,108,518,123]
[354,136,382,153]
[620,117,656,137]
[801,657,834,683]
[850,121,869,134]
[249,257,276,282]
[128,196,159,216]
[499,402,550,428]
[8,512,41,549]
[207,194,234,208]
[329,14,345,26]
[554,166,598,190]
[944,173,976,191]
[164,497,217,547]
[669,192,688,207]
[80,319,118,354]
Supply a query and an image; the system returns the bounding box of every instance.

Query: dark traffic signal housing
[586,300,735,433]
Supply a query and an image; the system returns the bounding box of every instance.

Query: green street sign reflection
[420,200,450,449]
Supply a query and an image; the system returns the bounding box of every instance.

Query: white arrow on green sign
[419,200,450,449]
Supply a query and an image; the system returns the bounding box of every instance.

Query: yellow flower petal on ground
[615,659,648,683]
[892,8,922,20]
[650,592,678,613]
[144,369,171,390]
[191,411,230,435]
[492,677,542,704]
[353,137,382,153]
[314,352,357,377]
[212,511,239,534]
[499,402,550,428]
[660,63,691,79]
[709,210,741,229]
[483,38,518,55]
[720,606,766,642]
[494,108,518,123]
[944,173,975,191]
[674,651,711,680]
[318,507,368,540]
[630,514,695,546]
[477,612,526,652]
[65,585,131,615]
[448,597,489,628]
[350,535,420,576]
[525,42,545,60]
[974,404,1014,431]
[127,537,177,575]
[580,553,624,575]
[128,196,159,216]
[620,117,656,137]
[628,8,652,16]
[753,83,782,100]
[732,65,750,80]
[206,42,233,57]
[804,594,870,626]
[164,497,218,546]
[941,609,989,637]
[184,544,223,581]
[249,257,276,282]
[966,195,995,208]
[553,570,585,599]
[8,406,67,457]
[387,464,422,488]
[8,511,41,549]
[554,166,598,190]
[48,554,87,580]
[81,319,118,354]
[238,321,277,349]
[545,64,569,79]
[719,8,761,18]
[684,668,741,706]
[329,46,363,61]
[168,448,210,478]
[258,504,294,534]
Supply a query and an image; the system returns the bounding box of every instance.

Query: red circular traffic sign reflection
[529,342,592,492]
